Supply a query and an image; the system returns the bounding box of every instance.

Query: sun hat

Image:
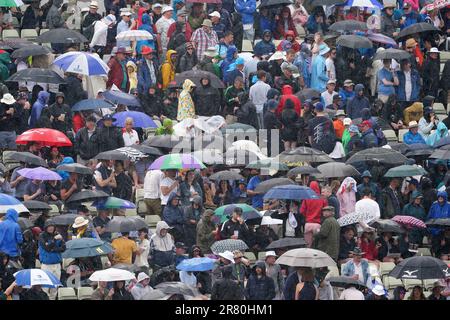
[382,0,396,9]
[265,251,277,258]
[408,120,419,129]
[361,170,372,178]
[137,272,150,283]
[343,79,354,87]
[233,250,244,259]
[152,3,163,8]
[201,19,213,27]
[219,250,235,263]
[372,284,386,296]
[430,47,440,54]
[433,280,445,289]
[1,93,16,105]
[161,5,173,14]
[343,117,352,126]
[319,44,330,56]
[141,46,153,55]
[89,1,99,8]
[72,216,89,229]
[406,38,417,48]
[335,110,347,117]
[349,247,365,256]
[268,51,286,61]
[120,10,132,16]
[209,11,221,18]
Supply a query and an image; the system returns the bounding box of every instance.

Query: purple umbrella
[367,32,398,47]
[113,111,158,128]
[18,167,62,181]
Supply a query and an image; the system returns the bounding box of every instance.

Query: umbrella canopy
[0,0,23,7]
[18,167,62,181]
[89,268,136,282]
[337,210,380,227]
[103,90,141,106]
[53,51,109,76]
[140,289,172,300]
[224,150,261,167]
[16,128,72,147]
[113,263,141,272]
[175,70,224,89]
[328,276,366,290]
[392,215,427,229]
[425,218,450,228]
[144,135,185,149]
[287,166,321,177]
[434,136,450,148]
[246,159,288,171]
[295,88,321,102]
[404,143,434,157]
[278,146,334,164]
[176,257,216,272]
[276,248,336,268]
[430,149,450,160]
[7,68,66,84]
[221,122,257,132]
[254,178,295,194]
[115,147,148,161]
[9,151,48,167]
[0,193,28,214]
[62,238,114,258]
[342,0,382,7]
[116,30,153,41]
[317,162,360,178]
[17,217,33,231]
[66,190,109,203]
[191,149,224,165]
[373,48,410,61]
[209,170,244,181]
[259,0,293,6]
[72,99,114,112]
[367,33,398,46]
[130,144,163,156]
[307,0,346,5]
[36,28,88,44]
[22,200,51,211]
[56,163,93,175]
[266,237,307,249]
[329,20,368,32]
[384,165,427,178]
[14,269,62,288]
[346,147,408,165]
[154,281,200,297]
[11,44,51,59]
[211,239,249,254]
[336,35,373,49]
[51,214,80,226]
[389,256,450,280]
[149,153,206,170]
[213,203,262,224]
[113,111,157,128]
[0,38,31,49]
[94,150,130,161]
[94,197,136,209]
[370,219,405,233]
[264,185,320,200]
[397,22,441,40]
[104,216,148,233]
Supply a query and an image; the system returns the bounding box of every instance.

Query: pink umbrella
[392,215,427,229]
[367,32,398,47]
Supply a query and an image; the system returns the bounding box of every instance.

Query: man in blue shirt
[399,2,423,30]
[377,59,399,104]
[246,170,266,210]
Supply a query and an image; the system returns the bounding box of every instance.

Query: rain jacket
[403,130,426,145]
[107,57,129,92]
[162,192,186,237]
[337,177,357,217]
[300,181,328,224]
[244,262,276,300]
[74,125,99,160]
[235,0,256,25]
[183,199,203,247]
[427,121,449,147]
[0,209,23,257]
[177,50,198,74]
[136,14,156,53]
[137,57,159,93]
[361,128,378,149]
[193,76,221,117]
[46,0,64,29]
[221,46,237,79]
[313,214,340,261]
[402,191,426,244]
[253,30,276,57]
[196,211,216,253]
[46,93,72,133]
[155,118,174,136]
[161,50,177,90]
[38,222,66,264]
[346,84,370,119]
[276,85,301,117]
[310,52,328,92]
[396,68,421,102]
[177,79,196,121]
[381,186,403,219]
[30,91,49,128]
[149,221,175,267]
[126,61,138,92]
[428,191,450,235]
[95,124,125,152]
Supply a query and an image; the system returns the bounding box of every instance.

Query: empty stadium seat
[257,251,266,261]
[21,29,38,41]
[383,276,403,290]
[11,17,19,29]
[2,29,19,39]
[326,266,340,278]
[57,287,77,300]
[379,262,396,277]
[416,247,432,256]
[244,252,257,264]
[145,215,161,228]
[125,208,137,216]
[383,130,398,142]
[434,103,446,115]
[398,129,409,142]
[137,200,147,215]
[403,278,422,291]
[77,286,94,300]
[241,40,253,52]
[39,28,50,35]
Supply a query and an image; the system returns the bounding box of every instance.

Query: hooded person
[346,84,370,119]
[141,85,162,117]
[149,220,176,267]
[196,209,217,254]
[177,79,196,120]
[194,74,221,116]
[402,191,426,244]
[427,191,450,236]
[276,84,301,117]
[46,0,65,29]
[427,121,449,147]
[137,13,156,53]
[275,7,298,40]
[277,30,301,52]
[235,91,259,129]
[211,264,245,300]
[162,192,186,242]
[254,30,276,57]
[300,181,328,247]
[161,50,178,89]
[0,209,23,258]
[310,44,330,92]
[177,42,198,73]
[155,118,174,136]
[30,90,50,128]
[221,45,238,77]
[337,177,357,217]
[357,171,380,201]
[244,261,276,300]
[183,195,204,248]
[126,61,138,92]
[96,114,125,152]
[46,92,72,133]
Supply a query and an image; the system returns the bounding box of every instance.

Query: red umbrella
[392,215,427,229]
[16,128,72,147]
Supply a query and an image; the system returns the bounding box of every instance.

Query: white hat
[104,14,116,25]
[161,5,173,14]
[265,251,277,258]
[409,120,419,128]
[218,250,235,263]
[120,10,132,16]
[1,93,16,105]
[81,7,89,13]
[152,3,163,8]
[343,118,352,126]
[203,47,217,58]
[72,216,89,229]
[268,51,286,61]
[430,47,440,54]
[137,272,150,283]
[372,284,385,296]
[89,1,99,8]
[209,11,221,18]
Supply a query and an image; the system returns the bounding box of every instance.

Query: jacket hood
[285,30,295,39]
[182,79,196,92]
[142,13,152,25]
[262,30,272,42]
[167,192,180,207]
[200,75,210,87]
[411,190,422,201]
[55,92,65,99]
[126,60,137,72]
[5,209,18,222]
[54,0,63,7]
[437,191,448,202]
[267,88,280,100]
[355,84,364,93]
[361,108,371,121]
[226,46,237,61]
[423,95,435,108]
[252,261,266,275]
[310,181,320,195]
[155,220,171,236]
[37,91,50,104]
[281,85,293,95]
[166,50,177,64]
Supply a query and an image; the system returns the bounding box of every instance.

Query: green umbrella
[384,165,427,178]
[213,203,261,224]
[93,197,136,209]
[246,159,289,171]
[149,153,206,170]
[0,0,23,7]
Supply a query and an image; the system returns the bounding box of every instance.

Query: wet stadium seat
[145,215,160,228]
[135,188,144,202]
[21,29,38,41]
[398,129,408,142]
[57,287,77,300]
[434,103,446,115]
[325,266,340,278]
[244,252,257,264]
[382,276,403,290]
[242,40,253,52]
[403,278,422,291]
[137,200,147,215]
[11,17,19,29]
[416,247,432,256]
[383,130,398,142]
[77,286,94,300]
[257,251,266,261]
[379,262,396,277]
[2,29,19,39]
[35,259,41,268]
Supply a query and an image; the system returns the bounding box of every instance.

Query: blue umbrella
[14,269,62,288]
[103,90,141,106]
[53,51,110,76]
[0,193,29,214]
[264,185,320,200]
[113,111,157,128]
[72,99,114,111]
[176,257,217,272]
[62,238,114,258]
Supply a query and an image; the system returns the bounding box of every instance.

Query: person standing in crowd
[381,178,402,219]
[310,44,329,92]
[312,206,340,261]
[106,47,129,91]
[0,93,19,150]
[249,70,271,130]
[300,181,327,247]
[245,261,275,300]
[156,6,175,59]
[191,19,219,61]
[308,102,337,154]
[421,47,441,97]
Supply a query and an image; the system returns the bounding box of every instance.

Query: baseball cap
[343,79,354,87]
[209,11,221,18]
[343,118,352,126]
[358,120,372,128]
[314,102,324,111]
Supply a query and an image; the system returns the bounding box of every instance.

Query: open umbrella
[22,200,51,211]
[51,214,80,226]
[404,143,434,157]
[66,190,109,203]
[89,268,136,282]
[176,257,216,272]
[149,153,206,170]
[0,0,24,7]
[430,149,450,160]
[94,150,130,161]
[140,289,172,300]
[329,20,368,32]
[7,68,66,84]
[11,44,51,59]
[9,151,48,167]
[18,167,62,181]
[295,88,321,102]
[0,38,31,49]
[307,0,346,5]
[144,135,185,149]
[154,281,200,297]
[397,22,441,40]
[337,211,380,227]
[113,263,141,273]
[16,128,72,147]
[56,163,93,175]
[287,166,320,177]
[103,90,141,106]
[116,30,153,41]
[94,197,136,209]
[328,276,366,290]
[175,70,224,89]
[367,33,398,47]
[130,144,163,156]
[336,35,373,49]
[317,162,360,178]
[62,238,113,258]
[370,219,405,233]
[105,216,148,233]
[17,217,33,231]
[346,147,408,165]
[213,203,262,224]
[115,147,148,162]
[113,111,157,128]
[275,248,336,268]
[224,150,261,167]
[278,146,333,164]
[221,122,257,132]
[14,269,62,288]
[254,178,295,194]
[72,99,114,111]
[209,170,244,181]
[425,218,450,228]
[434,136,450,148]
[389,256,450,280]
[384,165,427,178]
[246,159,289,171]
[373,48,410,61]
[391,215,427,229]
[264,185,319,200]
[0,193,28,214]
[53,51,109,76]
[191,149,224,165]
[36,28,88,44]
[266,237,307,249]
[211,239,249,254]
[259,0,293,6]
[342,0,382,8]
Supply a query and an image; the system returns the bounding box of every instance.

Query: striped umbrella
[0,0,23,7]
[53,51,110,76]
[115,147,148,162]
[116,30,153,41]
[14,269,62,288]
[342,0,382,7]
[0,193,28,214]
[211,239,249,254]
[392,215,427,229]
[149,153,206,170]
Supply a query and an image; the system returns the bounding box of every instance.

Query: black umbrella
[373,48,411,61]
[209,170,244,181]
[306,0,346,5]
[192,134,225,149]
[51,214,81,226]
[94,150,129,161]
[388,142,409,154]
[129,144,163,156]
[435,136,450,148]
[336,35,373,49]
[7,68,66,84]
[144,135,186,149]
[278,146,334,164]
[17,217,33,231]
[389,256,450,280]
[295,88,321,103]
[287,166,321,177]
[317,162,360,178]
[254,178,295,194]
[329,20,368,32]
[266,237,307,249]
[11,44,51,59]
[175,70,224,89]
[404,144,434,157]
[430,149,450,160]
[397,23,441,40]
[23,200,52,211]
[155,281,200,297]
[0,43,13,50]
[425,218,450,228]
[9,151,48,167]
[346,147,408,165]
[36,28,88,44]
[369,219,405,233]
[105,216,148,233]
[56,163,93,175]
[66,190,109,203]
[328,276,366,290]
[0,38,33,49]
[259,0,293,6]
[221,122,257,132]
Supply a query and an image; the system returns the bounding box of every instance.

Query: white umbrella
[338,198,381,227]
[116,30,153,41]
[275,248,336,268]
[53,51,110,76]
[89,268,136,282]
